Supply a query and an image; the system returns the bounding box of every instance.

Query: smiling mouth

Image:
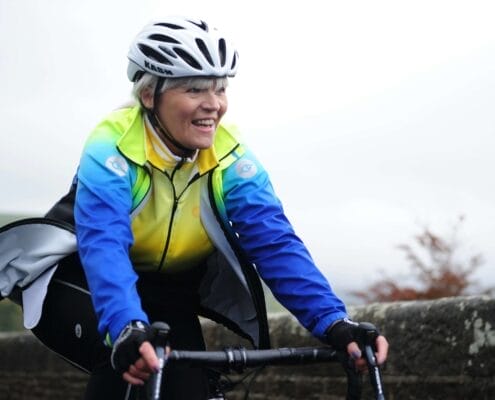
[192,118,215,128]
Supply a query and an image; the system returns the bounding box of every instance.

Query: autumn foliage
[351,216,493,303]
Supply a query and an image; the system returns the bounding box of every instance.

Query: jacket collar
[116,106,239,175]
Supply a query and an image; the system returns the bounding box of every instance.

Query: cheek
[161,108,189,129]
[220,99,228,116]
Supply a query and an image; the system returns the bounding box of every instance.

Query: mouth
[192,118,215,128]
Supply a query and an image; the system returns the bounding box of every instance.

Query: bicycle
[146,321,386,400]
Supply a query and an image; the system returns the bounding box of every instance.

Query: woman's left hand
[347,334,389,371]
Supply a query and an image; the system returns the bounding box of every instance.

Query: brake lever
[357,322,385,400]
[149,321,171,400]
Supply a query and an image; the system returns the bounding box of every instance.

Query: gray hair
[132,73,229,104]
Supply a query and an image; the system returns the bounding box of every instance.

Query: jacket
[0,106,348,348]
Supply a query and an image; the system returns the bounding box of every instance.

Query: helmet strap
[147,77,196,158]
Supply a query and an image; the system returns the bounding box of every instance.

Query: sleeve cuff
[312,312,349,339]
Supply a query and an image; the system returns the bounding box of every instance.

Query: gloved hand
[110,321,154,373]
[325,318,362,352]
[327,319,387,369]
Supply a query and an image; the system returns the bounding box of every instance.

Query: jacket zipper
[157,159,201,272]
[157,145,238,270]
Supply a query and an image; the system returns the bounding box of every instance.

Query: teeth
[194,119,214,126]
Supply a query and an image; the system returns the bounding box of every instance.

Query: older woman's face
[155,81,228,155]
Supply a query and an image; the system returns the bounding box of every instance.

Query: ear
[140,89,154,109]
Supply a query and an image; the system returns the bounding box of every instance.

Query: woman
[1,16,388,399]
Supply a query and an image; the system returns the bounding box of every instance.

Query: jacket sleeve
[222,148,348,339]
[74,135,148,343]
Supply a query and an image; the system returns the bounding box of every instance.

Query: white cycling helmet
[127,16,239,81]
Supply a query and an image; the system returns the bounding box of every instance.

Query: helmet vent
[195,39,214,67]
[138,44,173,65]
[155,23,184,30]
[230,52,237,71]
[218,39,226,67]
[189,20,209,32]
[132,71,145,82]
[158,46,177,59]
[149,34,180,44]
[174,48,202,70]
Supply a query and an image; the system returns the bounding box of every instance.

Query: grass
[0,300,24,332]
[0,213,32,227]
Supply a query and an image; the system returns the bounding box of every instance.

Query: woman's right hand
[122,340,161,385]
[111,321,160,384]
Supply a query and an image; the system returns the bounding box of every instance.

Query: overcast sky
[1,0,495,302]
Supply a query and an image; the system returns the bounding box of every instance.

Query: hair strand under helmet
[127,16,239,82]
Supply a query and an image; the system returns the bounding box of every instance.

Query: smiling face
[143,78,228,156]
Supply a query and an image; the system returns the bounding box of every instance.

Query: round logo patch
[75,323,82,339]
[105,155,129,177]
[235,159,257,179]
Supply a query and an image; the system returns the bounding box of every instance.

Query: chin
[196,139,215,149]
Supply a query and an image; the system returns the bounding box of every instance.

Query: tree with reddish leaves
[351,216,493,303]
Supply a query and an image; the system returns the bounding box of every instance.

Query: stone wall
[1,295,494,399]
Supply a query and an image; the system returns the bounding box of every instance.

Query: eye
[215,86,226,95]
[186,87,202,94]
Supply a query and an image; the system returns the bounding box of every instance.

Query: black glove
[325,318,361,351]
[110,321,154,373]
[326,319,381,353]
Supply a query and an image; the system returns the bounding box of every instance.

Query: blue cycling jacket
[71,106,348,347]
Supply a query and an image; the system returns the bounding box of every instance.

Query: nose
[201,90,222,111]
